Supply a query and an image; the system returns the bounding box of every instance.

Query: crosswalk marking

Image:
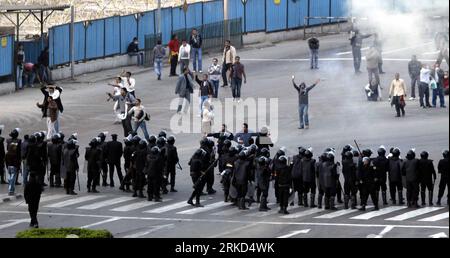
[350,206,407,220]
[177,201,228,215]
[0,194,9,201]
[45,195,105,208]
[281,208,326,219]
[10,194,67,207]
[418,212,449,222]
[77,197,136,210]
[143,201,193,214]
[212,203,258,216]
[314,206,373,219]
[80,217,121,229]
[110,199,173,212]
[385,207,445,221]
[245,204,280,217]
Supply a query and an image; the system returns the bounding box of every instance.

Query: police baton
[354,140,363,156]
[177,162,183,171]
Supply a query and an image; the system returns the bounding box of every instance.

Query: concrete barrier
[0,82,16,96]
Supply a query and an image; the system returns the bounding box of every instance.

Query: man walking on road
[389,73,407,117]
[178,40,191,74]
[230,56,246,103]
[419,64,432,108]
[349,29,372,74]
[189,28,203,73]
[208,58,221,99]
[408,55,422,100]
[175,68,194,114]
[292,76,320,129]
[431,63,446,108]
[153,40,166,81]
[222,40,237,87]
[366,47,381,86]
[307,37,320,69]
[168,34,180,77]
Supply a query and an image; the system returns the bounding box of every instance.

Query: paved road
[0,33,448,238]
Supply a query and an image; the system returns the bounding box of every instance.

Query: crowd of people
[15,44,52,90]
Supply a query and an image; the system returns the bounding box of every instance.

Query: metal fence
[0,34,14,79]
[144,18,243,67]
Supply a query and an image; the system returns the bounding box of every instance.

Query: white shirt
[208,64,221,81]
[128,105,146,122]
[178,44,191,61]
[420,68,430,84]
[114,82,123,96]
[121,77,136,92]
[202,108,214,123]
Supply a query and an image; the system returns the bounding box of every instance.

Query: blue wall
[138,11,156,49]
[266,0,287,32]
[85,19,105,59]
[120,14,138,54]
[288,0,309,29]
[21,40,42,64]
[172,6,186,32]
[0,35,13,77]
[105,16,121,56]
[245,0,266,32]
[186,2,203,29]
[309,0,330,25]
[50,24,70,66]
[203,0,224,25]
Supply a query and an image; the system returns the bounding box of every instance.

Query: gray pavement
[0,33,448,238]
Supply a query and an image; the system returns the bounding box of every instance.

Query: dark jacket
[308,37,320,50]
[85,147,102,171]
[358,163,377,183]
[277,162,292,187]
[293,82,316,105]
[342,159,357,184]
[322,161,338,188]
[62,147,79,173]
[402,158,420,183]
[5,138,22,168]
[38,49,49,67]
[350,33,372,48]
[418,159,436,184]
[106,140,123,163]
[291,155,303,179]
[388,157,403,183]
[165,144,179,172]
[40,86,64,117]
[127,41,139,53]
[372,155,389,182]
[408,60,422,78]
[124,145,134,170]
[234,159,251,185]
[195,76,214,97]
[0,136,5,164]
[189,156,203,178]
[47,142,62,166]
[27,143,44,173]
[256,161,271,190]
[189,34,203,49]
[301,158,316,183]
[145,152,162,178]
[438,158,449,179]
[24,176,42,205]
[133,149,147,173]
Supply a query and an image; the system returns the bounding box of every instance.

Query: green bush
[16,228,113,238]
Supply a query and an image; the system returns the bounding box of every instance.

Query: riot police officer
[358,157,379,211]
[418,151,437,206]
[62,139,79,195]
[85,138,101,193]
[165,136,179,192]
[277,155,292,214]
[290,147,305,206]
[146,146,163,202]
[106,134,123,187]
[372,146,389,205]
[47,134,62,187]
[402,149,420,208]
[132,140,148,198]
[234,150,251,210]
[388,148,404,205]
[256,154,272,211]
[98,132,109,187]
[188,149,208,207]
[301,149,316,208]
[437,150,449,206]
[342,151,358,209]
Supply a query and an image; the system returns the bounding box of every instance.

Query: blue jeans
[232,78,242,98]
[132,120,150,141]
[8,166,18,194]
[40,65,49,82]
[432,87,445,107]
[129,52,144,66]
[211,80,219,98]
[200,95,209,114]
[192,48,202,71]
[25,72,36,87]
[299,104,309,128]
[154,58,162,77]
[310,49,319,68]
[16,66,24,89]
[22,161,29,185]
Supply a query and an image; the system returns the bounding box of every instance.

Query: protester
[229,56,246,103]
[201,101,214,135]
[23,62,42,88]
[0,125,6,184]
[292,76,320,129]
[38,46,51,83]
[16,43,25,90]
[168,34,180,77]
[107,87,137,137]
[127,37,144,66]
[389,73,407,117]
[178,39,191,74]
[419,64,432,108]
[195,73,214,116]
[349,29,372,74]
[373,33,384,74]
[189,28,203,73]
[153,40,166,80]
[431,63,446,108]
[444,71,449,95]
[5,128,22,196]
[222,40,237,87]
[208,58,221,99]
[128,98,151,141]
[107,77,124,124]
[175,68,194,114]
[308,37,320,69]
[37,85,64,139]
[120,71,136,97]
[408,55,422,100]
[234,123,258,147]
[366,46,381,86]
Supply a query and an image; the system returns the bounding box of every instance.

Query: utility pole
[70,5,75,80]
[157,0,161,35]
[224,0,229,40]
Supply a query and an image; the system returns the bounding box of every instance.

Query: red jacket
[168,39,180,54]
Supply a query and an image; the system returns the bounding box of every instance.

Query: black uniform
[47,141,62,187]
[106,139,123,187]
[271,153,285,204]
[24,174,42,228]
[301,156,317,207]
[62,143,79,194]
[256,157,271,211]
[358,161,379,210]
[132,147,147,198]
[234,157,251,210]
[36,138,47,186]
[85,145,101,192]
[402,157,420,207]
[0,135,6,184]
[342,158,358,209]
[165,143,179,191]
[99,139,109,186]
[372,155,389,205]
[277,158,292,214]
[418,157,436,206]
[316,155,326,209]
[203,141,217,194]
[121,142,134,191]
[145,149,163,201]
[220,149,237,202]
[291,154,304,206]
[388,156,404,204]
[321,159,339,210]
[188,151,207,207]
[437,154,449,205]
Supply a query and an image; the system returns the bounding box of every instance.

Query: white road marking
[241,58,436,62]
[45,195,105,208]
[211,203,258,216]
[177,201,228,215]
[1,210,448,229]
[80,217,121,229]
[277,229,311,238]
[281,208,327,219]
[385,207,445,221]
[77,197,136,210]
[367,225,395,238]
[429,232,448,238]
[314,206,373,219]
[418,212,449,222]
[209,223,260,238]
[122,224,175,238]
[111,199,173,212]
[422,51,440,55]
[0,194,10,201]
[245,204,280,217]
[380,42,434,55]
[143,201,194,214]
[0,219,29,230]
[350,206,407,220]
[10,194,67,207]
[336,47,369,56]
